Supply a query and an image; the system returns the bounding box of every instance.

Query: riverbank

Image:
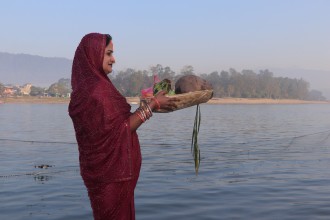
[0,96,70,104]
[206,97,330,105]
[1,96,329,105]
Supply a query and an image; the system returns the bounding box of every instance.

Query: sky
[1,0,329,92]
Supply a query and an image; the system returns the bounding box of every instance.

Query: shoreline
[0,96,70,104]
[206,97,330,105]
[1,96,329,105]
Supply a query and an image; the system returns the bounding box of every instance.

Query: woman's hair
[105,34,112,46]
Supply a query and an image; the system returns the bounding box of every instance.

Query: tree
[258,69,274,98]
[180,65,195,76]
[161,66,176,81]
[150,64,164,77]
[307,90,326,101]
[128,71,146,96]
[227,84,235,97]
[47,78,71,97]
[30,86,46,96]
[296,78,309,100]
[219,71,230,96]
[111,69,132,95]
[0,82,4,96]
[278,77,290,99]
[241,70,258,98]
[149,63,176,81]
[203,71,225,97]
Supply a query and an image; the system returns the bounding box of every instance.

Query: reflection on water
[0,104,330,220]
[34,174,52,183]
[33,165,54,183]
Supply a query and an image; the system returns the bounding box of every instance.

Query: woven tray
[140,90,213,113]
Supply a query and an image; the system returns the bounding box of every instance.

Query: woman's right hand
[153,91,178,111]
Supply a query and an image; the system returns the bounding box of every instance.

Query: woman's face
[102,41,115,74]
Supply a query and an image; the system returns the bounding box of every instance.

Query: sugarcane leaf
[191,104,202,175]
[197,105,201,133]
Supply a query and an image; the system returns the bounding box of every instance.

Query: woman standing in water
[69,33,176,219]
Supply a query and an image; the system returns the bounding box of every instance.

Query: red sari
[69,33,141,220]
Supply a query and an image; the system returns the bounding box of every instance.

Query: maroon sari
[69,33,141,220]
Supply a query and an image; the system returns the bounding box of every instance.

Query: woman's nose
[111,56,116,63]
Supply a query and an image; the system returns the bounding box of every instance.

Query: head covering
[69,33,141,184]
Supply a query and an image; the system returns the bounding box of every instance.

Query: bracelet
[139,107,147,120]
[141,100,152,117]
[136,111,145,122]
[136,100,153,123]
[142,105,152,119]
[144,102,153,116]
[152,98,160,109]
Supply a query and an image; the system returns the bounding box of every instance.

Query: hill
[0,52,72,87]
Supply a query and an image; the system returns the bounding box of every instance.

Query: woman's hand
[152,91,178,111]
[130,91,178,131]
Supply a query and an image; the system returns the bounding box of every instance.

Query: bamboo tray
[141,90,213,113]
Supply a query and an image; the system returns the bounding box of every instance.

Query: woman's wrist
[149,100,157,111]
[151,98,160,110]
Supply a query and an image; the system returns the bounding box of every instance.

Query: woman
[69,33,177,219]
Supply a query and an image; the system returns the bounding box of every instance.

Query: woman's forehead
[106,41,114,51]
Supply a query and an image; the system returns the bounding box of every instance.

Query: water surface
[1,103,330,219]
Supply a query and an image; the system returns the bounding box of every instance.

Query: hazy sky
[1,0,329,89]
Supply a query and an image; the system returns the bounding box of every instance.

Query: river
[0,103,330,219]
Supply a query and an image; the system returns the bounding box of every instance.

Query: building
[20,83,32,95]
[3,86,15,96]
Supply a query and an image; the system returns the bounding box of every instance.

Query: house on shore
[3,86,16,96]
[20,83,32,95]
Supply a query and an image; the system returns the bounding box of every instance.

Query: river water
[0,103,330,220]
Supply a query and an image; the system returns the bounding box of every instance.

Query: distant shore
[206,97,330,105]
[128,97,330,105]
[1,96,329,105]
[0,96,70,104]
